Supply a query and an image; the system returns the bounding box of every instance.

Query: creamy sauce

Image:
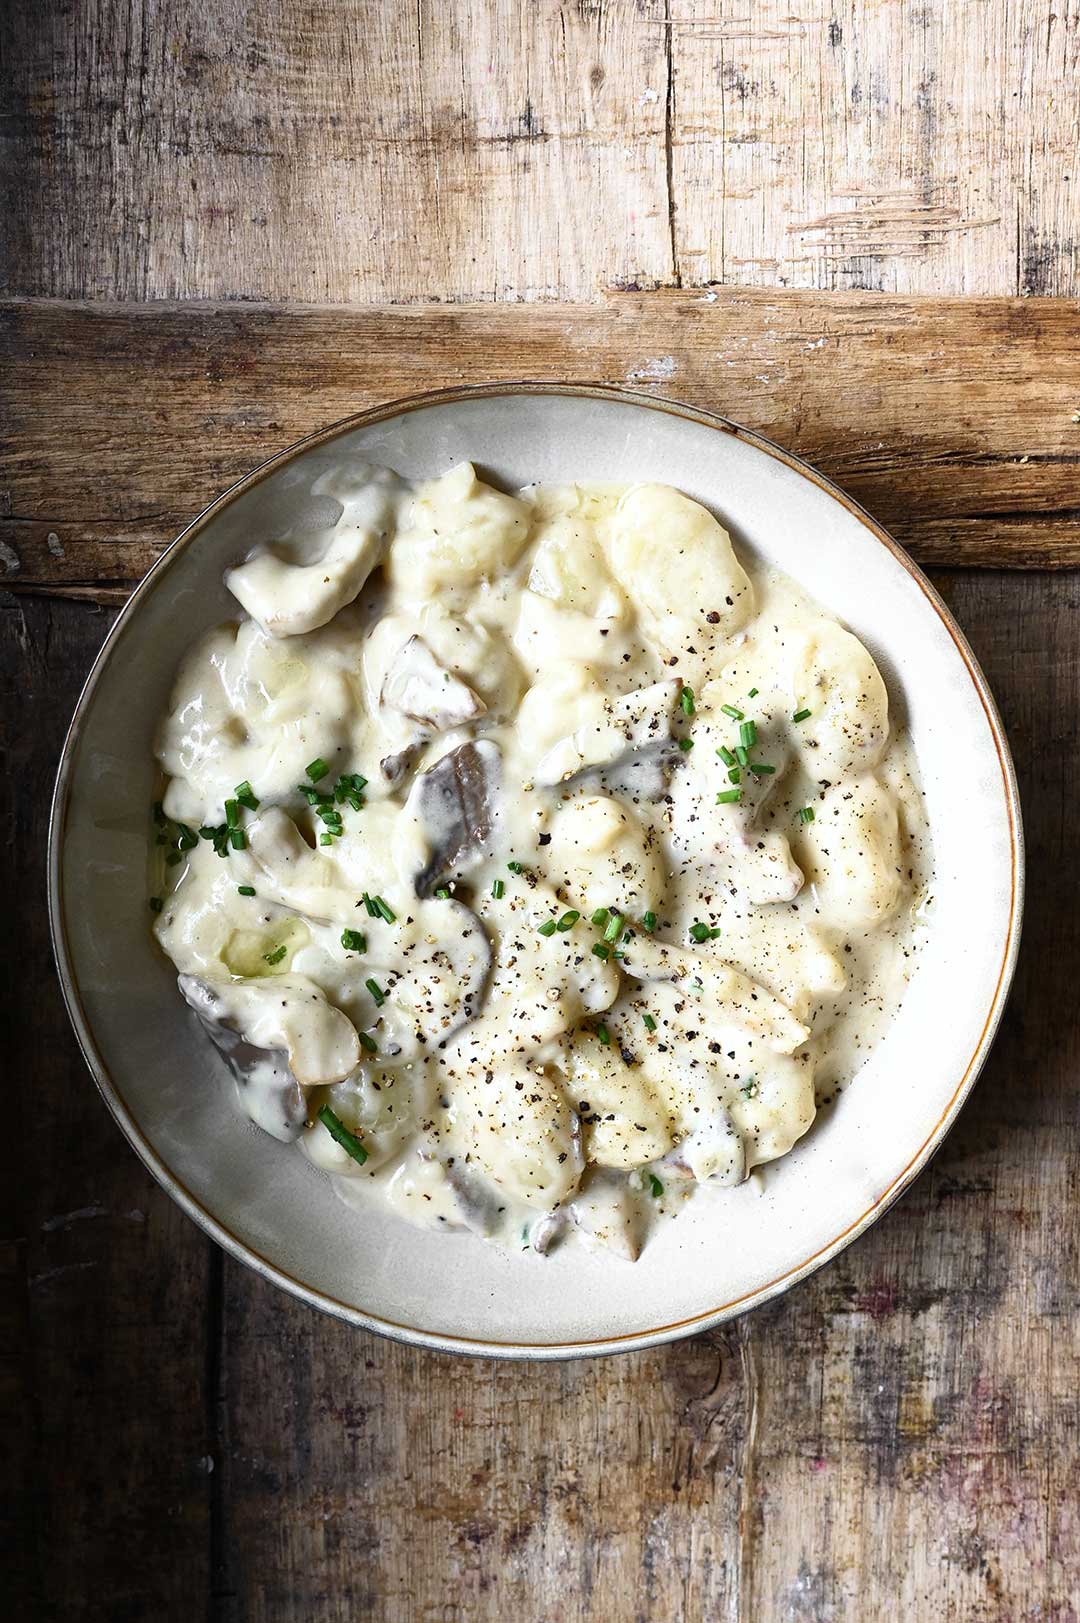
[150,463,931,1260]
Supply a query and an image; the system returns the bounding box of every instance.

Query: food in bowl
[149,461,931,1260]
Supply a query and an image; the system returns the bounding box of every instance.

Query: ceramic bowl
[50,385,1023,1358]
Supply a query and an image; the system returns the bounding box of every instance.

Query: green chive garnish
[739,720,757,748]
[365,977,385,1005]
[224,799,239,829]
[537,919,558,937]
[263,944,287,965]
[556,910,580,931]
[319,832,333,845]
[734,744,749,767]
[728,766,741,784]
[346,792,363,811]
[306,757,330,782]
[507,860,524,874]
[643,1013,657,1032]
[717,745,736,766]
[741,1077,759,1099]
[317,1104,368,1166]
[648,1173,663,1198]
[362,894,378,917]
[237,885,256,897]
[435,887,450,899]
[679,686,695,716]
[299,785,319,805]
[642,910,657,932]
[717,789,741,804]
[798,805,816,825]
[748,761,775,776]
[492,879,505,900]
[229,828,246,850]
[341,929,367,952]
[748,687,759,698]
[678,737,694,752]
[591,908,610,928]
[603,912,623,944]
[176,824,198,850]
[199,826,217,841]
[792,707,812,724]
[149,896,163,913]
[720,704,744,721]
[596,1024,611,1045]
[689,922,710,943]
[358,1031,378,1055]
[592,943,610,960]
[373,895,396,923]
[235,780,259,811]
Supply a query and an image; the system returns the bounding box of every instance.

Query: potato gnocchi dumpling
[150,462,930,1261]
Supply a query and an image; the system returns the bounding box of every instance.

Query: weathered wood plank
[2,293,1079,600]
[204,570,1078,1621]
[3,2,1076,304]
[1,595,216,1622]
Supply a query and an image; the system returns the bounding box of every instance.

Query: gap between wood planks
[1,290,1079,604]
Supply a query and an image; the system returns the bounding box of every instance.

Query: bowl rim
[48,381,1025,1360]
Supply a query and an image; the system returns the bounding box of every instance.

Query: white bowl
[50,385,1023,1358]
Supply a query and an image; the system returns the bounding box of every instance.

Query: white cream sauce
[150,462,931,1260]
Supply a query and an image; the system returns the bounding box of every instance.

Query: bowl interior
[52,389,1020,1356]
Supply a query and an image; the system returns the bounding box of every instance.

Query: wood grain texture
[2,292,1079,604]
[2,1,1077,304]
[6,573,1077,1621]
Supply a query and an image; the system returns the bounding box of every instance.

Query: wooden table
[3,6,1078,1619]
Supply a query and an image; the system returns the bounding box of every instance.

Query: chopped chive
[648,1173,663,1198]
[591,942,610,960]
[317,1104,368,1166]
[678,737,694,753]
[642,1013,657,1032]
[596,1023,611,1046]
[716,789,742,804]
[492,878,505,900]
[176,823,198,850]
[792,707,812,724]
[739,719,757,748]
[748,687,759,698]
[224,799,239,829]
[229,828,246,850]
[306,757,330,782]
[149,896,163,913]
[603,911,623,943]
[734,745,749,768]
[263,944,287,966]
[642,910,657,932]
[237,885,256,897]
[689,922,711,943]
[679,685,695,716]
[373,895,396,924]
[317,805,341,825]
[319,832,333,845]
[708,927,722,939]
[720,704,744,721]
[798,805,816,825]
[166,850,183,866]
[365,977,385,1006]
[199,826,217,841]
[728,766,742,785]
[358,1031,378,1056]
[717,745,736,766]
[341,928,367,952]
[556,909,580,932]
[346,792,363,811]
[507,860,524,874]
[152,801,166,825]
[741,1077,759,1099]
[298,785,319,805]
[348,774,368,792]
[748,761,775,776]
[591,907,610,928]
[362,893,379,917]
[538,919,558,937]
[235,780,259,811]
[435,887,450,899]
[334,782,347,804]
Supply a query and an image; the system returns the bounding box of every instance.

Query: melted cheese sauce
[150,463,931,1260]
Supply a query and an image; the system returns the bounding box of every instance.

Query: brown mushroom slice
[179,972,361,1087]
[406,739,502,896]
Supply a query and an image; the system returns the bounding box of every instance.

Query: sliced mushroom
[405,739,502,896]
[179,972,361,1088]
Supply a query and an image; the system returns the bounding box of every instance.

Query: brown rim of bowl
[48,382,1024,1361]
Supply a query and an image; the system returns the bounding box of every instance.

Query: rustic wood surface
[2,293,1080,602]
[3,1,1078,302]
[4,0,1080,1618]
